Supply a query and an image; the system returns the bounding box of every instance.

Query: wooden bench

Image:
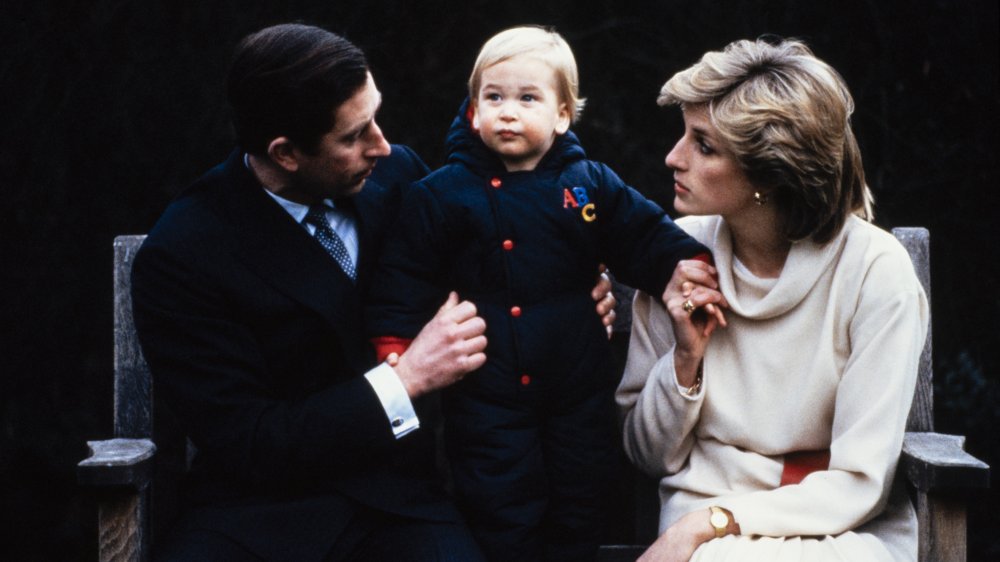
[79,228,989,561]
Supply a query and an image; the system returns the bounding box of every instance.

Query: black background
[2,1,997,559]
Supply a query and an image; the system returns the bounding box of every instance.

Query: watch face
[710,511,729,528]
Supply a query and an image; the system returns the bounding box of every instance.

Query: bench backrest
[893,227,933,433]
[114,236,151,438]
[114,235,188,546]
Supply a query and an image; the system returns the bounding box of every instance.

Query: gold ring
[682,299,696,313]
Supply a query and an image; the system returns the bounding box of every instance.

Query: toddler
[367,26,708,561]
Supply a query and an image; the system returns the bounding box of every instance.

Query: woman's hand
[661,260,728,386]
[592,264,617,339]
[637,509,726,562]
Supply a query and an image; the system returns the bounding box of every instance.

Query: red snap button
[490,177,502,188]
[520,374,531,386]
[510,306,522,317]
[502,239,514,250]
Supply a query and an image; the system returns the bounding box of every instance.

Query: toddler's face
[473,55,570,172]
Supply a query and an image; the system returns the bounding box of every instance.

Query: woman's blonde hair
[659,38,873,243]
[469,25,586,123]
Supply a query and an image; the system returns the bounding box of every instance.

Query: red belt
[780,449,831,486]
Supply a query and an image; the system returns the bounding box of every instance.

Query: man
[132,23,613,561]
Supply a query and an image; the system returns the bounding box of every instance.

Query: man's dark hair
[227,23,369,155]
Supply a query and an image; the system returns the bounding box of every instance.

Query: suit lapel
[215,152,372,374]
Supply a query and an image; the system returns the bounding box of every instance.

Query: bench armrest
[901,432,990,492]
[78,438,156,490]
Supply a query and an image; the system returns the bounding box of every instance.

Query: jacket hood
[444,97,586,174]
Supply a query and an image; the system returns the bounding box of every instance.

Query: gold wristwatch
[709,506,730,538]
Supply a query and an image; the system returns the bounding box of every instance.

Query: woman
[616,38,929,561]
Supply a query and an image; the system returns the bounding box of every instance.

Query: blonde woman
[617,38,929,561]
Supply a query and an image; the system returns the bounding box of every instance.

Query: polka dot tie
[304,205,356,281]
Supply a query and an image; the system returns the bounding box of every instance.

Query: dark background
[2,0,997,559]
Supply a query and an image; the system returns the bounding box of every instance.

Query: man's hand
[393,292,487,398]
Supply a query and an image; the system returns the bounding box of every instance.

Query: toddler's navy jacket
[367,100,708,390]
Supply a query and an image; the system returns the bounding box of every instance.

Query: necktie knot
[304,205,356,281]
[304,204,332,228]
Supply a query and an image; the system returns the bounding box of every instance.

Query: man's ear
[267,137,299,173]
[555,103,570,135]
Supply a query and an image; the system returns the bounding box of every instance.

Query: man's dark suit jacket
[131,147,457,560]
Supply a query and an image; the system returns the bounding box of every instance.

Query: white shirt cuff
[364,362,420,438]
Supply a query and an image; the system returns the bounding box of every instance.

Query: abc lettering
[563,187,596,222]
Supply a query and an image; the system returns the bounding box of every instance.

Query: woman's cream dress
[617,215,928,561]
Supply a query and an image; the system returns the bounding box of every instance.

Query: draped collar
[695,216,850,319]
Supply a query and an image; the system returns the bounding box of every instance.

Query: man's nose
[366,121,391,157]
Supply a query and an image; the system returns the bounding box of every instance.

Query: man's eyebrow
[340,122,367,139]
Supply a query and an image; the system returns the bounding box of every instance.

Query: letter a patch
[563,188,579,208]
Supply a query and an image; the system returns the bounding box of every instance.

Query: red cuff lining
[371,336,413,363]
[691,252,714,265]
